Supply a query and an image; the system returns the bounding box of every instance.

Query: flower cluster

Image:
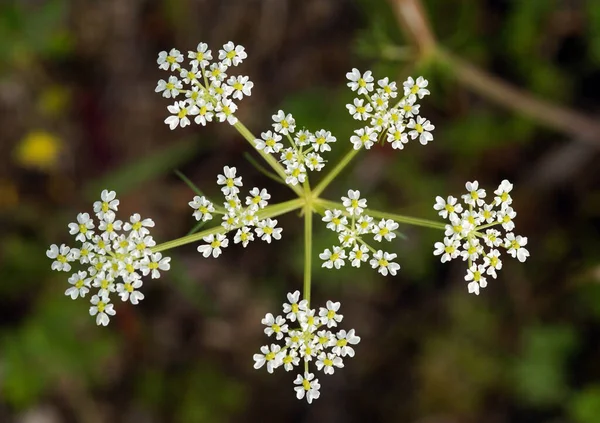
[433,180,530,295]
[346,70,434,150]
[188,166,283,257]
[253,291,360,404]
[46,190,170,326]
[156,41,251,130]
[253,111,337,186]
[319,190,401,276]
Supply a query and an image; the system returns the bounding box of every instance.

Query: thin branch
[387,0,600,148]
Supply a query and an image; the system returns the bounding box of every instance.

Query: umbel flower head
[46,190,170,326]
[253,291,360,404]
[320,189,401,276]
[253,111,337,186]
[155,41,251,129]
[433,180,530,295]
[346,70,434,150]
[188,166,283,257]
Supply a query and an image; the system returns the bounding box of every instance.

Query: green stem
[315,199,446,230]
[233,121,304,197]
[312,148,361,197]
[151,198,305,253]
[303,201,313,306]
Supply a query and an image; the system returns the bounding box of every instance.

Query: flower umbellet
[46,190,171,326]
[47,41,531,403]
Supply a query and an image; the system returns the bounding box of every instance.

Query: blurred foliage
[0,0,72,73]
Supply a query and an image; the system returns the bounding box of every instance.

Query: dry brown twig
[387,0,600,149]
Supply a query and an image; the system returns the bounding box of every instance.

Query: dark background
[1,0,600,422]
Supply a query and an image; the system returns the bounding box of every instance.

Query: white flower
[398,95,420,117]
[282,350,300,371]
[349,244,369,267]
[377,77,398,97]
[255,218,283,243]
[346,98,373,120]
[387,126,409,150]
[483,249,503,278]
[350,127,377,150]
[465,264,488,296]
[165,100,198,130]
[215,98,238,125]
[294,130,312,147]
[46,243,73,272]
[261,313,289,340]
[272,110,296,135]
[284,162,306,186]
[65,271,91,299]
[92,271,116,298]
[342,190,367,216]
[227,75,253,100]
[217,166,243,196]
[194,99,214,126]
[373,219,399,242]
[494,179,514,208]
[188,42,212,68]
[319,301,343,328]
[407,116,434,145]
[68,212,95,242]
[433,238,460,263]
[299,309,319,333]
[98,213,123,241]
[462,180,486,207]
[332,329,360,357]
[246,187,270,211]
[197,233,229,258]
[403,76,430,98]
[497,206,517,231]
[93,189,119,221]
[89,294,116,326]
[254,130,283,154]
[370,250,400,276]
[155,75,182,98]
[208,62,228,82]
[323,209,348,232]
[116,277,144,304]
[189,196,215,222]
[311,130,336,153]
[157,48,183,71]
[180,65,200,84]
[294,372,321,404]
[280,148,299,166]
[461,238,483,262]
[433,195,463,220]
[316,352,344,375]
[253,344,284,373]
[304,152,325,171]
[282,290,308,322]
[219,41,247,66]
[320,246,347,269]
[123,213,155,238]
[346,68,374,95]
[233,227,255,247]
[355,215,374,234]
[505,233,529,262]
[139,252,171,278]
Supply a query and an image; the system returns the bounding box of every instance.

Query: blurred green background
[1,0,600,422]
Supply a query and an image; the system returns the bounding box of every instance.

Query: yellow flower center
[411,85,419,94]
[265,352,276,361]
[57,254,67,263]
[378,259,389,267]
[444,245,455,254]
[97,301,106,312]
[327,310,336,319]
[75,279,85,289]
[177,108,187,119]
[291,304,299,313]
[337,338,347,347]
[210,240,221,248]
[79,224,87,233]
[149,262,159,270]
[324,358,333,367]
[271,324,280,333]
[263,227,273,235]
[303,379,311,390]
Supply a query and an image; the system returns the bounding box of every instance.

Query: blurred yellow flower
[14,130,62,171]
